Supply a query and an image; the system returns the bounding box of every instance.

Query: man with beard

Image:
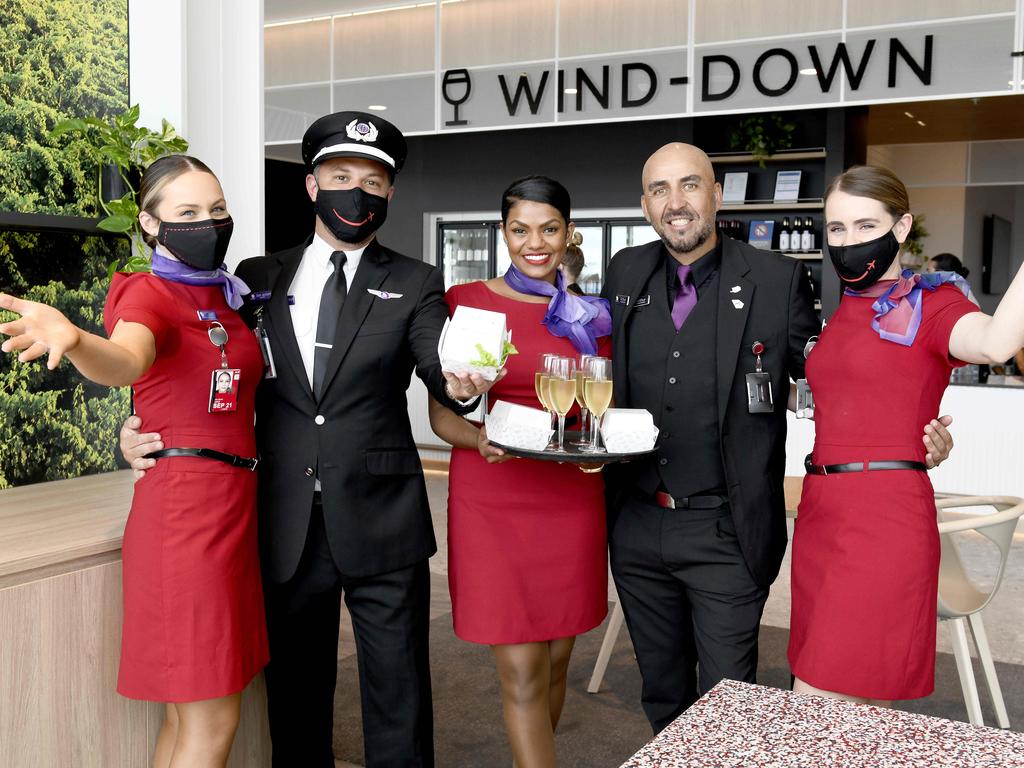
[601,142,953,733]
[120,111,492,767]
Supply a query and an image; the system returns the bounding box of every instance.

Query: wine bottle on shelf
[779,217,791,251]
[800,218,813,251]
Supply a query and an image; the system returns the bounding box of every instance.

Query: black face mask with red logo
[826,229,900,290]
[314,186,389,244]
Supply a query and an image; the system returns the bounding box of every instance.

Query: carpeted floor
[332,604,1024,767]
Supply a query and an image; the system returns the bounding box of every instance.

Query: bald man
[600,143,952,731]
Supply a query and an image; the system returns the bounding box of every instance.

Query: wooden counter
[0,471,270,767]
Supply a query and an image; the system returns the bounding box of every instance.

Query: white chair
[588,568,627,693]
[936,495,1024,729]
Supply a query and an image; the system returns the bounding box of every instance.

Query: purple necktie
[671,263,697,330]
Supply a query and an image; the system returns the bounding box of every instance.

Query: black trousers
[609,495,769,734]
[263,499,433,767]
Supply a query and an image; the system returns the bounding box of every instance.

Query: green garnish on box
[469,340,518,367]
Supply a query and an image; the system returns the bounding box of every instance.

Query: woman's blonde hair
[562,230,585,280]
[138,155,218,248]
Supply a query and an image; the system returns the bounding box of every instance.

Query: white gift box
[599,408,659,453]
[485,400,552,452]
[438,305,510,381]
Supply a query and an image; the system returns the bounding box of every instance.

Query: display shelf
[708,148,827,164]
[719,199,824,211]
[777,249,823,260]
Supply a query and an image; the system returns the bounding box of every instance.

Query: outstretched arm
[949,263,1024,364]
[0,293,155,386]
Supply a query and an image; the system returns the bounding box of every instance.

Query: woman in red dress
[788,165,1024,705]
[429,176,612,767]
[0,156,267,767]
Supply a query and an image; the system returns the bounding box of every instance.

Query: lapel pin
[730,285,742,294]
[732,299,744,309]
[367,289,403,299]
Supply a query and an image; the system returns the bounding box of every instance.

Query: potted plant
[50,104,189,273]
[729,114,796,166]
[899,213,929,267]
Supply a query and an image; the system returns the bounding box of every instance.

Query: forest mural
[0,0,131,487]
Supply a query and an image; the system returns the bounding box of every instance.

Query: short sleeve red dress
[445,281,611,644]
[105,273,269,702]
[788,284,977,700]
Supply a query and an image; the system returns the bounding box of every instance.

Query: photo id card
[745,371,774,413]
[795,378,814,419]
[209,368,241,413]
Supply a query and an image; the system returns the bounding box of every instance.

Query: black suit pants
[263,498,433,767]
[609,495,768,733]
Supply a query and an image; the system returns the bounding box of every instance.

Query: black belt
[144,448,259,471]
[804,454,927,476]
[651,491,728,510]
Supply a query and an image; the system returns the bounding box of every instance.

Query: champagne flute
[572,353,594,446]
[583,357,613,453]
[546,356,577,452]
[535,353,558,446]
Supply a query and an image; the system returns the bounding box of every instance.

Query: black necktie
[313,250,347,397]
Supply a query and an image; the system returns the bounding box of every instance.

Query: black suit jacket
[602,236,818,587]
[236,237,468,582]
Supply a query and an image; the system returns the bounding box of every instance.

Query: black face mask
[157,216,234,271]
[314,186,388,244]
[827,229,900,290]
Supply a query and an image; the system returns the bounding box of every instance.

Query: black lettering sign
[753,48,799,97]
[889,35,933,87]
[702,55,740,102]
[622,62,658,108]
[808,41,875,91]
[498,71,550,116]
[576,65,610,110]
[441,68,472,126]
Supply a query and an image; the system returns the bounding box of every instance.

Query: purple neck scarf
[503,265,612,355]
[844,269,973,346]
[150,248,250,310]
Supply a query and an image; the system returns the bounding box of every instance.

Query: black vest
[626,262,727,498]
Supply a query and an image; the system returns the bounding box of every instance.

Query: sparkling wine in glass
[546,356,577,452]
[573,354,594,446]
[583,357,613,453]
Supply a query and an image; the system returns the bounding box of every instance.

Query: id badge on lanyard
[745,340,773,413]
[204,319,241,413]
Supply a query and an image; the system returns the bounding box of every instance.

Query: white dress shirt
[288,234,365,390]
[288,234,365,489]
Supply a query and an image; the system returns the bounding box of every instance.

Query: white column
[128,0,265,269]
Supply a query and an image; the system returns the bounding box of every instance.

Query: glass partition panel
[571,224,604,295]
[334,6,435,79]
[441,0,556,69]
[442,224,492,288]
[265,20,331,87]
[333,75,435,134]
[610,222,660,257]
[695,0,841,44]
[559,0,688,58]
[847,0,1013,28]
[265,85,331,143]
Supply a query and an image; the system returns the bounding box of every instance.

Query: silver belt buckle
[655,491,676,509]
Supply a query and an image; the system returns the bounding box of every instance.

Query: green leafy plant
[729,115,796,166]
[50,104,189,274]
[900,213,929,266]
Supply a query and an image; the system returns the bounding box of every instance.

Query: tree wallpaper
[0,0,131,488]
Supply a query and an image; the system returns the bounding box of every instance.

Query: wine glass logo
[442,68,472,126]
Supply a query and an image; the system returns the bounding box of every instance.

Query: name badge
[250,290,273,303]
[197,310,218,321]
[209,368,241,413]
[615,294,631,305]
[634,295,651,307]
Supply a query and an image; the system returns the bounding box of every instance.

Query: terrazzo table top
[620,679,1024,767]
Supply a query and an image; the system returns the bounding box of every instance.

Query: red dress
[105,274,269,702]
[788,285,977,699]
[445,282,610,644]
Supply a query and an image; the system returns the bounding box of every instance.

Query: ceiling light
[799,68,817,76]
[916,120,926,127]
[368,105,388,111]
[904,111,914,118]
[564,88,578,94]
